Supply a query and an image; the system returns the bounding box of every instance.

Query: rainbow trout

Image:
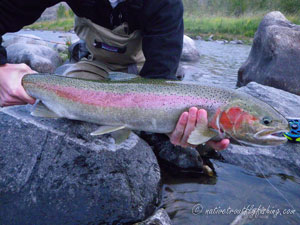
[22,73,289,146]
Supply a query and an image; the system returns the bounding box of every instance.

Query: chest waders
[64,16,145,80]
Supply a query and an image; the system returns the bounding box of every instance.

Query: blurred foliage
[25,18,74,32]
[26,1,300,41]
[57,4,74,19]
[182,0,300,40]
[183,0,300,16]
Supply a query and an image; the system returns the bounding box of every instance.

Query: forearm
[140,0,184,80]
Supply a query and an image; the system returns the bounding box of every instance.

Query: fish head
[212,98,289,146]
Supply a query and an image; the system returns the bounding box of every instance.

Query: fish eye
[262,117,272,126]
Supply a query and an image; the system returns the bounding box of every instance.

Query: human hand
[168,107,230,150]
[0,63,36,107]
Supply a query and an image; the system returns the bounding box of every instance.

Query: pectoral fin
[31,101,61,118]
[90,125,126,136]
[187,123,217,145]
[111,129,131,144]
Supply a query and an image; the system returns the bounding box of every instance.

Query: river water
[3,30,300,225]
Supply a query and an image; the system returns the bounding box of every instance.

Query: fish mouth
[254,129,288,143]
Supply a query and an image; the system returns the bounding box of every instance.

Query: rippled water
[4,31,300,225]
[182,40,251,89]
[160,161,300,225]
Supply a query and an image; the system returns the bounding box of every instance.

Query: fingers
[0,63,36,107]
[180,107,198,148]
[207,139,230,151]
[169,112,188,145]
[169,107,230,150]
[17,88,36,105]
[196,109,208,127]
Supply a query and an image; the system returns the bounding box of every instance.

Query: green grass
[25,14,300,42]
[184,14,300,41]
[25,18,74,31]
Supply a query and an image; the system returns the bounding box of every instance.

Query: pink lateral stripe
[41,83,220,109]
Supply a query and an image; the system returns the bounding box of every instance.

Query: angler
[0,0,229,149]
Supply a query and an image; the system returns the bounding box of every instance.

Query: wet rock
[140,133,203,172]
[134,209,172,225]
[3,34,48,48]
[0,106,161,225]
[7,43,63,73]
[181,35,200,62]
[238,82,300,118]
[237,11,300,95]
[221,82,300,177]
[221,142,300,177]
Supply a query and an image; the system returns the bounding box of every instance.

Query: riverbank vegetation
[183,0,300,40]
[26,1,300,41]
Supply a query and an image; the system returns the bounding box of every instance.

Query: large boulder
[0,106,161,225]
[237,11,300,95]
[7,43,63,73]
[3,34,49,48]
[221,82,300,177]
[181,35,200,62]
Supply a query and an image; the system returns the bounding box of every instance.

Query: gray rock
[181,35,200,62]
[230,40,244,45]
[53,43,68,53]
[237,11,300,95]
[3,34,49,48]
[7,43,63,73]
[135,208,172,225]
[0,106,161,225]
[221,142,300,177]
[140,133,203,171]
[221,82,300,177]
[237,82,300,118]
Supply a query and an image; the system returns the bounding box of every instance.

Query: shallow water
[182,40,251,89]
[3,30,300,224]
[160,161,300,225]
